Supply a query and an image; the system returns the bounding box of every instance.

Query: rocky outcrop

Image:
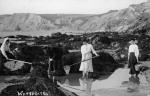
[0,13,57,31]
[62,51,121,74]
[0,64,78,96]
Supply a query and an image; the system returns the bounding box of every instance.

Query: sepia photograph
[0,0,150,96]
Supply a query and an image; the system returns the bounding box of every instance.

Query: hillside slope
[0,1,150,34]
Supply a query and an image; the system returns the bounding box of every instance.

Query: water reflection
[56,73,141,94]
[127,76,140,92]
[58,74,81,86]
[56,74,94,95]
[55,72,150,96]
[79,78,94,95]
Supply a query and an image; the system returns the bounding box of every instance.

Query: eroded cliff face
[0,2,150,33]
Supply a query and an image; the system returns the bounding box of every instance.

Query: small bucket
[64,65,70,75]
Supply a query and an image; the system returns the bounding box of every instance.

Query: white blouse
[81,44,97,55]
[128,44,139,60]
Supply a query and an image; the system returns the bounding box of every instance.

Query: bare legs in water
[82,71,89,78]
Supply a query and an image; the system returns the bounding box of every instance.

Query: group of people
[0,37,140,78]
[79,38,140,78]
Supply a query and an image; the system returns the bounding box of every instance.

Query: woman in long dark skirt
[128,52,137,75]
[128,39,139,77]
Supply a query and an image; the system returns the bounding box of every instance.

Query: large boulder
[14,45,46,62]
[62,51,121,74]
[62,52,81,73]
[12,45,68,75]
[0,45,68,75]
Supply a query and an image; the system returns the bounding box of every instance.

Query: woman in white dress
[79,39,98,78]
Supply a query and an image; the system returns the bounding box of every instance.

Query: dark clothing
[0,51,15,72]
[128,52,138,75]
[0,51,6,72]
[0,51,15,60]
[5,51,15,59]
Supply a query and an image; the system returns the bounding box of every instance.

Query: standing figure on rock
[128,39,139,77]
[79,38,98,78]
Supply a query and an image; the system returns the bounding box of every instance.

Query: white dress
[79,44,97,72]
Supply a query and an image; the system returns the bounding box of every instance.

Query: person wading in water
[79,38,98,78]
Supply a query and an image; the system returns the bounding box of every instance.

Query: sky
[0,0,147,15]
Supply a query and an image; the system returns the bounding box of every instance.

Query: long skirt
[79,53,93,72]
[128,52,138,75]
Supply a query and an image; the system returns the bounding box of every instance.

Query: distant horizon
[0,0,147,15]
